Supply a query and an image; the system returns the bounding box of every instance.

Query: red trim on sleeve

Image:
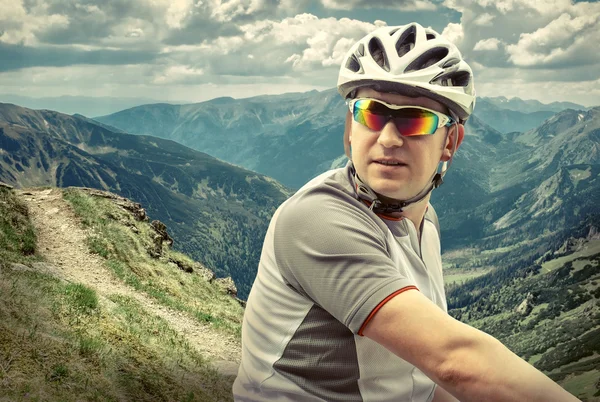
[357,285,419,336]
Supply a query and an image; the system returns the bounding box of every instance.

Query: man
[233,23,579,402]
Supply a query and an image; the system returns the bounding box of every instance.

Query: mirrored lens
[353,99,439,136]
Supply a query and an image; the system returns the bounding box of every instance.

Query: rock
[167,257,216,282]
[0,182,14,190]
[147,220,173,258]
[10,263,33,272]
[197,265,216,283]
[146,220,174,258]
[151,220,173,247]
[169,258,194,273]
[148,234,164,258]
[515,293,536,316]
[215,277,238,298]
[587,226,600,241]
[31,262,62,277]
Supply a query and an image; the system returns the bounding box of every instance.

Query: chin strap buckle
[370,200,406,214]
[369,199,381,211]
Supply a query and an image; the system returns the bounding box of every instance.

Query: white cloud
[165,0,195,29]
[473,13,494,26]
[266,15,382,71]
[441,22,464,46]
[506,12,600,67]
[152,65,204,84]
[125,28,144,38]
[0,64,329,103]
[320,0,436,11]
[1,0,599,107]
[473,38,502,51]
[443,0,572,15]
[0,0,69,45]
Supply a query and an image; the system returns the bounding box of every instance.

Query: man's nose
[377,121,404,148]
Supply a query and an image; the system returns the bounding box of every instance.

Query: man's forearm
[435,331,580,402]
[363,290,579,402]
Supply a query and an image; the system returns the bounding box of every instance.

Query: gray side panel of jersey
[273,304,363,402]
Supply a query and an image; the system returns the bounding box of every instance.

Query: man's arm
[362,289,580,402]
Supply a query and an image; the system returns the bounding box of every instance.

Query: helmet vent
[389,27,401,36]
[395,25,416,57]
[426,33,436,40]
[448,71,471,87]
[431,70,471,87]
[442,58,460,68]
[346,54,362,73]
[368,37,390,72]
[405,47,449,72]
[357,43,364,57]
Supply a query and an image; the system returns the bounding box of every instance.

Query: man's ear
[344,111,352,158]
[441,123,464,162]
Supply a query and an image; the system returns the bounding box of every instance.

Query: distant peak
[206,96,236,104]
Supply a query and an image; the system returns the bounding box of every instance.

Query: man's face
[349,87,462,201]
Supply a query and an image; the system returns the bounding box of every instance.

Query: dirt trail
[17,188,241,377]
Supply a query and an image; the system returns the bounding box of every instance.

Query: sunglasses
[347,98,455,136]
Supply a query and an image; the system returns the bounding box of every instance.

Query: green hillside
[0,185,242,401]
[0,103,293,299]
[447,216,600,401]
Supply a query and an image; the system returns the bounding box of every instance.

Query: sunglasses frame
[346,98,456,135]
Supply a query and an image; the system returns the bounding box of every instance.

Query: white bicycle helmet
[337,23,475,123]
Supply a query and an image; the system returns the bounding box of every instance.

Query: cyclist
[233,22,579,402]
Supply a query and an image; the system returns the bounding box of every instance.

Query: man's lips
[372,158,407,166]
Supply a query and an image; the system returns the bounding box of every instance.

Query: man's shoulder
[275,164,388,235]
[282,164,355,210]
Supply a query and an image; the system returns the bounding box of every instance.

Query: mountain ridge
[0,102,292,299]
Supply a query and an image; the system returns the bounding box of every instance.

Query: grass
[0,188,39,266]
[0,187,237,401]
[62,188,244,338]
[521,303,550,327]
[540,239,600,274]
[561,370,600,401]
[0,269,234,401]
[443,269,490,285]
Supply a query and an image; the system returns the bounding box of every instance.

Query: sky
[0,0,599,107]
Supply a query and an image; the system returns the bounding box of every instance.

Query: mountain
[446,218,600,401]
[516,107,600,169]
[0,102,291,299]
[473,98,556,134]
[434,108,600,251]
[95,89,347,189]
[93,89,600,246]
[0,94,176,118]
[482,96,588,114]
[95,89,554,189]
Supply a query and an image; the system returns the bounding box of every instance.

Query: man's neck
[384,194,431,237]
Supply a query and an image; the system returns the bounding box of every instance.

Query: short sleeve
[273,185,417,334]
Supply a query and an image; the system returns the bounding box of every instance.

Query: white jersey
[233,161,447,401]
